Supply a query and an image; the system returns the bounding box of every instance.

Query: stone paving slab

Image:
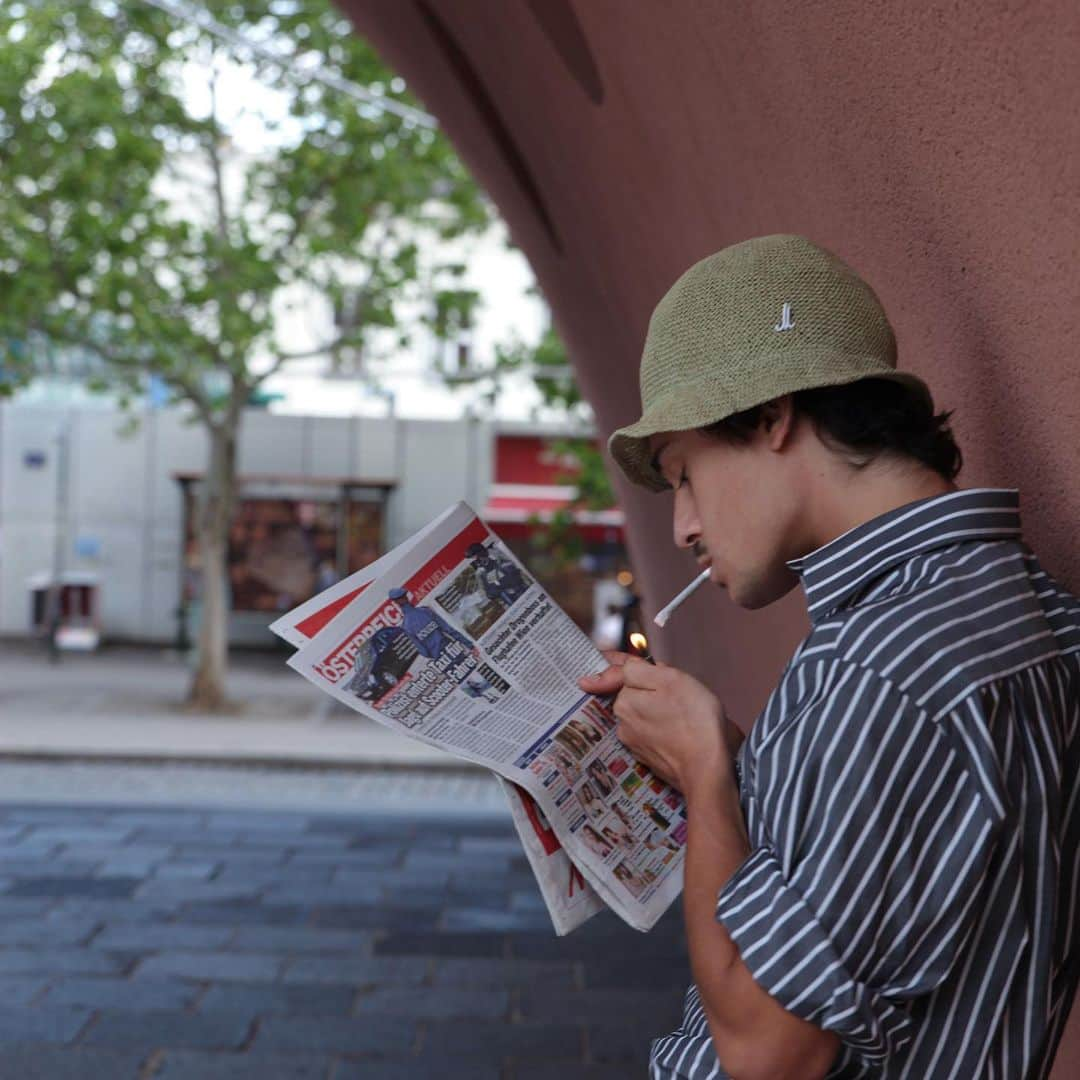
[154,1050,334,1080]
[252,1013,418,1055]
[0,800,690,1078]
[514,1067,631,1080]
[134,951,284,983]
[81,1008,255,1051]
[0,1043,149,1079]
[43,976,203,1012]
[334,1064,501,1080]
[198,983,355,1017]
[0,1006,93,1044]
[0,948,130,977]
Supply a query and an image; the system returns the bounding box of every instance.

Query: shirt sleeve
[714,661,998,1068]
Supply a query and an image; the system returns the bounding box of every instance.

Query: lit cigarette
[653,568,712,628]
[629,631,655,664]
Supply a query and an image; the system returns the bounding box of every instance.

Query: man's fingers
[578,666,625,694]
[619,655,666,689]
[579,652,668,694]
[578,649,636,694]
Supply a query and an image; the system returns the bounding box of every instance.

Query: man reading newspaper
[585,235,1080,1079]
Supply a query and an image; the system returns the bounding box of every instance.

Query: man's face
[649,427,801,610]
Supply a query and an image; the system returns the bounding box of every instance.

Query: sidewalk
[0,642,462,771]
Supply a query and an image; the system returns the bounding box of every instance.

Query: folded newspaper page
[273,502,687,933]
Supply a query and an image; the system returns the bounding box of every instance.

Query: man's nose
[672,490,700,550]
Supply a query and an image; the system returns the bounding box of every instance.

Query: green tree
[0,0,490,708]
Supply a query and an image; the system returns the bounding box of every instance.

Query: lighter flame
[629,632,648,652]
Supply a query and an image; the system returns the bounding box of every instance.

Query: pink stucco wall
[345,2,1080,1069]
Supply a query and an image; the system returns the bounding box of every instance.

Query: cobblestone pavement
[0,795,690,1078]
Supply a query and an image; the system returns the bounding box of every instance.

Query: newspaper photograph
[282,501,687,932]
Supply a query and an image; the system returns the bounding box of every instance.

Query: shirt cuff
[714,846,913,1065]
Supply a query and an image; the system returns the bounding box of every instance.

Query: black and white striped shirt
[650,488,1080,1079]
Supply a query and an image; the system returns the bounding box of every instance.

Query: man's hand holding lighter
[577,652,744,797]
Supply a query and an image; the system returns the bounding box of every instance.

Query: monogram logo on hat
[774,302,795,332]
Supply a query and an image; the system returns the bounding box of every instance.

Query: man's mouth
[702,561,724,587]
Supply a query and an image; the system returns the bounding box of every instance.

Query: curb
[0,749,489,775]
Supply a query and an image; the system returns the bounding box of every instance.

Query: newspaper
[271,502,687,933]
[270,510,605,934]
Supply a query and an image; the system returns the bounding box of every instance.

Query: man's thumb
[578,666,624,694]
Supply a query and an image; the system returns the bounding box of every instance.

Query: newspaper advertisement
[269,508,606,934]
[283,502,687,932]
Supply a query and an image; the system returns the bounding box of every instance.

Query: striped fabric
[650,488,1080,1079]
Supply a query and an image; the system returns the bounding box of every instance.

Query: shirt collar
[786,488,1023,626]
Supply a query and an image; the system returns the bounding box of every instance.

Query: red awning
[483,484,624,529]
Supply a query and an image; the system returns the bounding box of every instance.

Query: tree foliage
[0,0,490,409]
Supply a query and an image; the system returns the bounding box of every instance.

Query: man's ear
[759,395,796,450]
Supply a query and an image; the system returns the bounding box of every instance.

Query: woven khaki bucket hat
[609,234,932,491]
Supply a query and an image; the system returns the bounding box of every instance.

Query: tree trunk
[188,416,239,711]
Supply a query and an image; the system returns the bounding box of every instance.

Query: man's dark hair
[700,377,963,481]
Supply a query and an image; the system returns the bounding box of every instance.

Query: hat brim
[609,368,933,492]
